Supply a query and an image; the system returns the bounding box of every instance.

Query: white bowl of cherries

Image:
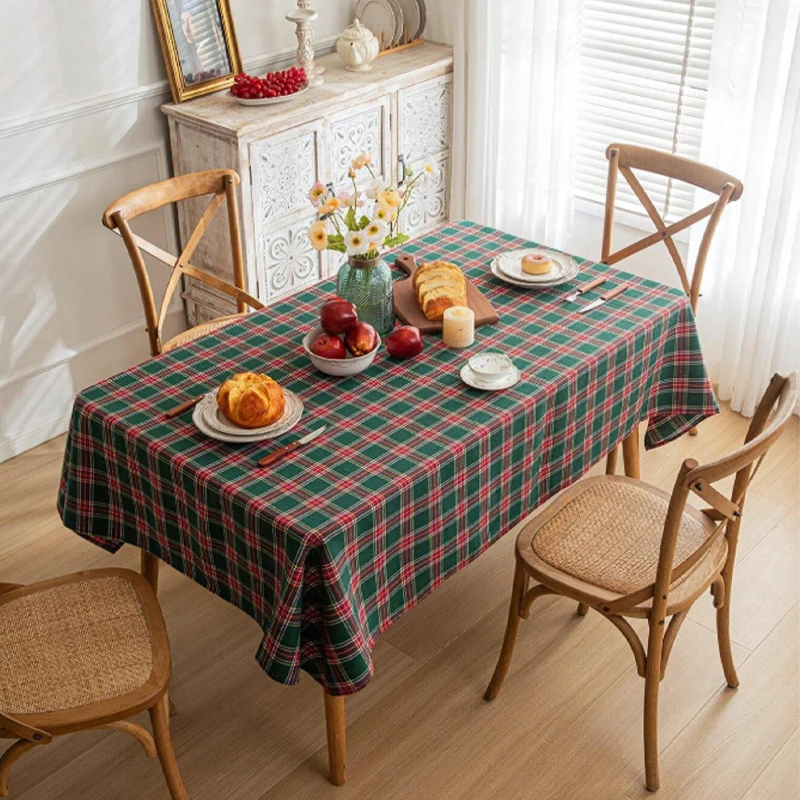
[229,68,308,105]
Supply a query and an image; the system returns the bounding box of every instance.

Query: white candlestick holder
[286,5,323,86]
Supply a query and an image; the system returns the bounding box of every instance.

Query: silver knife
[577,283,631,313]
[562,275,608,303]
[257,425,327,467]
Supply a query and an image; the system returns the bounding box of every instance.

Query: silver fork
[562,275,608,303]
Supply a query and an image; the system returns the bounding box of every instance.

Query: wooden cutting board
[392,254,499,334]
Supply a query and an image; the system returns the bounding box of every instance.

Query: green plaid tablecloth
[58,220,718,695]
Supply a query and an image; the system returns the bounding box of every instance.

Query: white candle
[442,306,475,348]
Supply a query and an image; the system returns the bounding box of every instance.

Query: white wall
[0,0,354,462]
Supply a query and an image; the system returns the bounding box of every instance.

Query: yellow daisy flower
[307,221,328,251]
[377,188,401,208]
[319,197,340,216]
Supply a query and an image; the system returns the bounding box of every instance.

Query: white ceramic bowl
[468,352,514,385]
[303,327,381,377]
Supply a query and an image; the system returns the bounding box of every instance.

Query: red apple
[385,326,423,359]
[310,333,346,359]
[344,322,378,356]
[320,299,358,334]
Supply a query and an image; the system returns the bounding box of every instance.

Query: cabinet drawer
[397,74,453,163]
[402,152,450,239]
[328,96,391,191]
[250,122,324,223]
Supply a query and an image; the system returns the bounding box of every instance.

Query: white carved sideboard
[162,43,453,324]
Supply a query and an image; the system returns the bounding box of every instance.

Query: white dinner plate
[202,390,303,437]
[230,84,309,106]
[460,363,521,391]
[193,392,303,443]
[490,250,579,289]
[494,249,579,284]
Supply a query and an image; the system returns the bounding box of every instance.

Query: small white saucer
[460,363,521,391]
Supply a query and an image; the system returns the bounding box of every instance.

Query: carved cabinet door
[249,119,327,303]
[325,95,392,276]
[397,74,453,239]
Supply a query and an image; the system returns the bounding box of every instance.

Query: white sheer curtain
[428,0,583,248]
[693,0,800,416]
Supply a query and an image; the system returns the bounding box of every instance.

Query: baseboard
[0,409,73,463]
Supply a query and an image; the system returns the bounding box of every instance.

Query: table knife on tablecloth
[576,283,631,314]
[257,426,327,467]
[562,275,608,303]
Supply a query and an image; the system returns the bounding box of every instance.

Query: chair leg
[0,740,40,798]
[577,602,589,616]
[484,562,528,701]
[142,551,160,593]
[643,622,665,792]
[323,690,346,786]
[716,580,740,689]
[149,693,189,800]
[606,446,618,474]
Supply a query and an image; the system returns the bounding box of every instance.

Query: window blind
[575,0,716,222]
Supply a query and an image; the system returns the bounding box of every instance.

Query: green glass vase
[336,254,395,337]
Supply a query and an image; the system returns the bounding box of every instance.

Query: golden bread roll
[216,372,285,429]
[413,260,467,321]
[522,253,552,275]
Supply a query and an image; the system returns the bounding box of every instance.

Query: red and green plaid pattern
[58,220,718,695]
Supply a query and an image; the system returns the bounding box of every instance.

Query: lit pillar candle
[442,306,475,348]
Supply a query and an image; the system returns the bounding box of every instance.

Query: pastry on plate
[413,260,467,321]
[217,372,285,429]
[521,253,552,275]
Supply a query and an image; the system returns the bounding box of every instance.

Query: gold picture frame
[150,0,242,103]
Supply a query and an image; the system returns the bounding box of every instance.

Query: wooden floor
[1,404,798,800]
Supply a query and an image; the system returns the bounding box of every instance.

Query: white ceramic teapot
[336,18,380,72]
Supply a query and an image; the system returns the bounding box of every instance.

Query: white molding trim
[0,35,339,141]
[0,408,74,463]
[0,141,169,204]
[0,307,185,392]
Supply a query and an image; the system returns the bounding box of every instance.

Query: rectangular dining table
[58,220,719,785]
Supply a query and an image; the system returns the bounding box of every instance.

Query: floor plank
[625,605,800,800]
[740,727,799,800]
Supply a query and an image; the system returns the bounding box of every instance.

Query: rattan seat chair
[0,569,187,799]
[484,372,798,792]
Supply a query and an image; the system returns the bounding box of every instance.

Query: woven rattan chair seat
[0,574,154,715]
[162,312,250,353]
[518,476,727,613]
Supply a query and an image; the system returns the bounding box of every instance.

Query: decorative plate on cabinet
[396,0,420,41]
[356,0,403,46]
[414,0,427,39]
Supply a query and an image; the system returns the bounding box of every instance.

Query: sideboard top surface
[162,42,454,140]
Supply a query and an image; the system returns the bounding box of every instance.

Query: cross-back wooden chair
[102,168,264,359]
[602,144,743,470]
[103,168,264,593]
[0,569,187,798]
[484,371,798,792]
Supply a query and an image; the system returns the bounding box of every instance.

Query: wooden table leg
[142,551,160,592]
[323,689,346,786]
[622,426,641,479]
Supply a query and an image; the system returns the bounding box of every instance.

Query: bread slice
[413,261,464,297]
[412,260,467,321]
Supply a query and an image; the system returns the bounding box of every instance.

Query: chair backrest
[103,169,264,357]
[601,143,744,311]
[606,371,798,616]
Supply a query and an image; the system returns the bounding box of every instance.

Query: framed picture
[150,0,242,103]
